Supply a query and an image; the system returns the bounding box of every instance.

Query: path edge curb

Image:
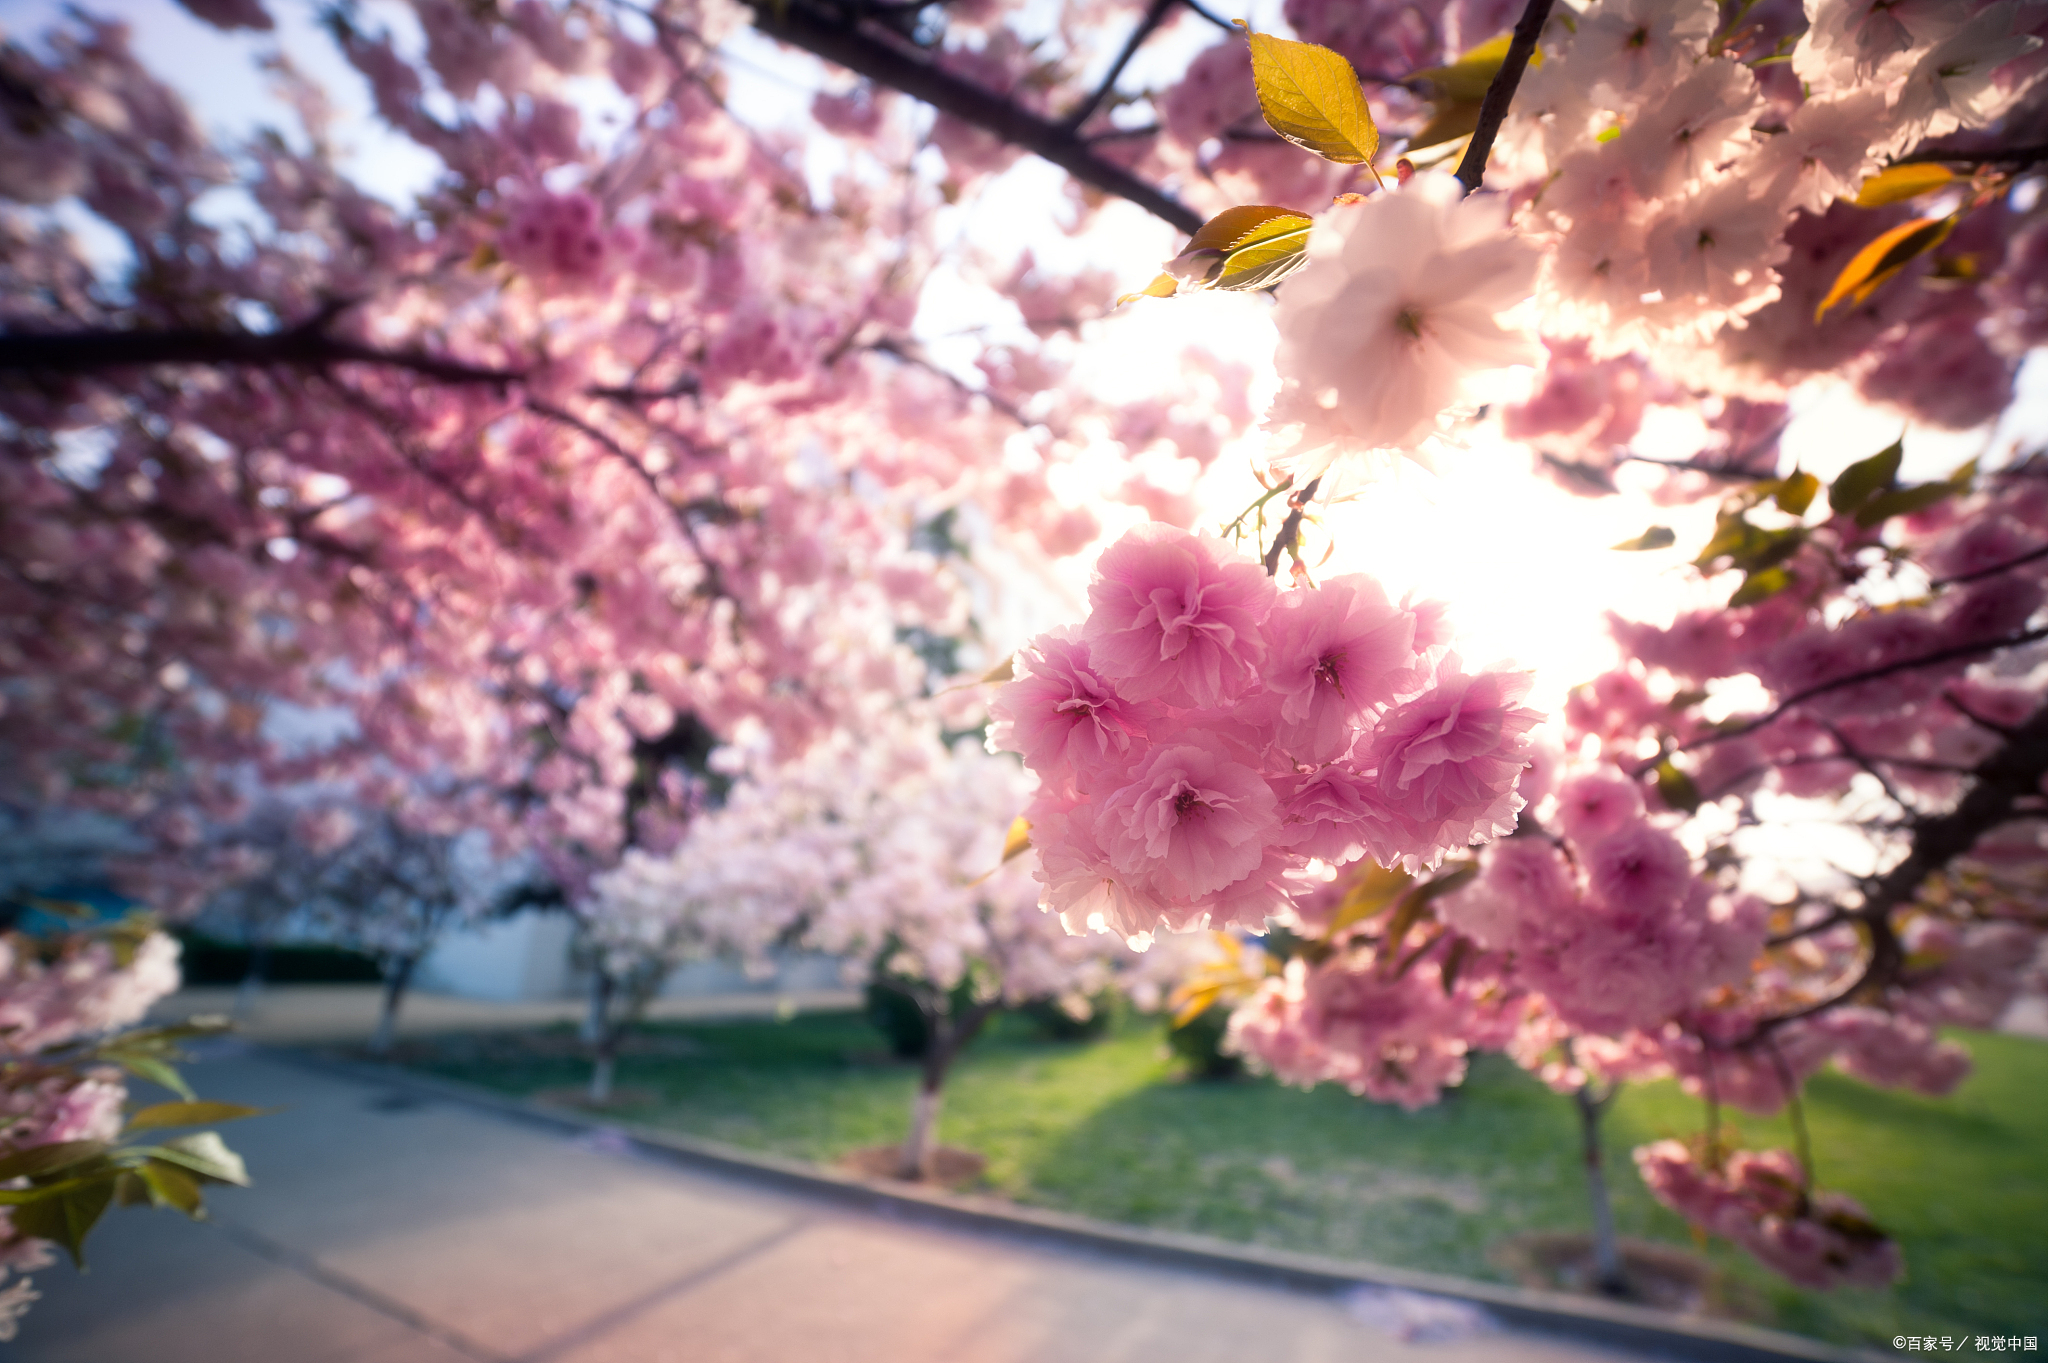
[274,1046,1885,1363]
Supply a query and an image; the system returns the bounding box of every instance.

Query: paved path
[149,984,864,1046]
[13,1050,1668,1363]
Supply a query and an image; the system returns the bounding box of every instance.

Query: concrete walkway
[13,1049,1670,1363]
[149,984,864,1046]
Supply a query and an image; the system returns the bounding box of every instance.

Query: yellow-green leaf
[1114,273,1180,308]
[1612,526,1676,551]
[1321,862,1411,941]
[1168,982,1223,1029]
[1853,163,1957,208]
[1774,470,1820,516]
[1216,219,1313,290]
[1186,203,1310,255]
[1730,565,1793,606]
[1815,217,1957,320]
[143,1131,250,1187]
[1855,480,1958,528]
[1828,439,1903,517]
[1243,28,1380,165]
[1408,31,1535,103]
[1406,99,1484,153]
[1655,759,1702,813]
[0,1141,107,1182]
[126,1101,272,1132]
[999,816,1032,865]
[138,1159,205,1217]
[9,1177,115,1269]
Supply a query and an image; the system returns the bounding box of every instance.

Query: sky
[17,0,2048,715]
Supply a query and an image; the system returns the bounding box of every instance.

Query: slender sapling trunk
[1575,1081,1629,1296]
[368,952,418,1058]
[588,968,619,1102]
[895,1000,995,1180]
[234,935,273,1019]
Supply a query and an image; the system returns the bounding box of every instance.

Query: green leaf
[9,1176,116,1269]
[1655,759,1702,814]
[1855,480,1958,528]
[138,1159,206,1217]
[114,1171,152,1208]
[1696,513,1805,574]
[106,1052,195,1101]
[1815,217,1956,320]
[1408,32,1526,103]
[1439,937,1472,995]
[1730,565,1793,607]
[1852,163,1957,208]
[1612,526,1675,551]
[126,1101,272,1132]
[143,1132,250,1187]
[1774,470,1820,516]
[1829,439,1903,517]
[0,1140,108,1182]
[1243,28,1381,165]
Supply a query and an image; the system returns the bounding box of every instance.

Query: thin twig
[1063,0,1178,130]
[1928,539,2048,588]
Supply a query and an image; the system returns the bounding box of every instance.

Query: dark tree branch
[1086,123,1161,143]
[1063,0,1178,131]
[1748,699,2048,1040]
[1653,626,2048,770]
[0,325,525,387]
[738,0,1204,234]
[1453,0,1555,194]
[1929,540,2048,588]
[1262,474,1321,576]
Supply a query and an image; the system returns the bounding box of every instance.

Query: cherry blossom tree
[595,716,1128,1173]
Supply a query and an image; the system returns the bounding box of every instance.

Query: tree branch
[1452,0,1555,194]
[0,325,525,387]
[1656,626,2048,769]
[1262,475,1321,576]
[1063,0,1178,131]
[1748,699,2048,1039]
[738,0,1204,234]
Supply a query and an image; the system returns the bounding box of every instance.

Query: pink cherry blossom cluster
[991,523,1539,942]
[0,926,183,1331]
[1226,953,1489,1110]
[1436,769,1766,1039]
[1634,1141,1902,1291]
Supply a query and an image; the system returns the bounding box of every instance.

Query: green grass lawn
[394,1011,2048,1350]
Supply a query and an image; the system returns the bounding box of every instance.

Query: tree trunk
[234,936,273,1019]
[368,953,417,1059]
[1575,1082,1629,1297]
[896,1077,945,1180]
[895,1001,995,1180]
[587,969,618,1102]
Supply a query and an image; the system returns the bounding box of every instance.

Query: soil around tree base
[837,1143,988,1188]
[1490,1232,1767,1321]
